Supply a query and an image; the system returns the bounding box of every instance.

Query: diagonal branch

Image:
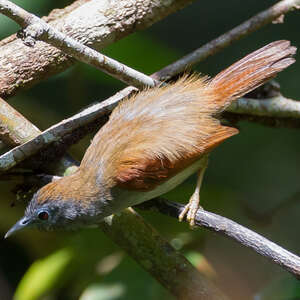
[0,97,40,147]
[0,0,157,89]
[0,0,196,98]
[101,208,229,300]
[0,87,135,172]
[0,97,77,175]
[137,198,300,279]
[228,95,300,119]
[153,0,300,80]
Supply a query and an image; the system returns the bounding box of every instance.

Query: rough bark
[0,0,195,98]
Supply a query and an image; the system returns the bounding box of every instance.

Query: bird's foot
[178,193,202,227]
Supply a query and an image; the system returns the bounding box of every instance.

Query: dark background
[0,0,300,299]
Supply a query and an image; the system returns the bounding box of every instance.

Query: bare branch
[137,198,300,279]
[0,0,157,89]
[153,0,300,80]
[0,0,195,98]
[228,95,300,118]
[0,97,40,147]
[0,0,90,48]
[0,96,77,176]
[223,112,300,129]
[0,87,135,173]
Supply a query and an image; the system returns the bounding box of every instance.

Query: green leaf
[14,248,73,300]
[185,251,205,266]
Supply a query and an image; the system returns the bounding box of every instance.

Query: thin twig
[228,95,300,118]
[223,112,300,129]
[152,0,300,81]
[0,0,157,89]
[137,198,300,279]
[0,0,195,98]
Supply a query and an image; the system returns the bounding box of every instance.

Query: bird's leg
[179,156,209,227]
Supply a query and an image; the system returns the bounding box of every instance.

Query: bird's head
[5,176,101,238]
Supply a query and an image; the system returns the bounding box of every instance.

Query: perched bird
[5,40,296,237]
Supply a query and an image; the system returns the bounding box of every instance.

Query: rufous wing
[201,125,239,154]
[115,125,238,191]
[92,41,295,193]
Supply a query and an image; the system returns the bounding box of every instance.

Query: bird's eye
[38,211,49,221]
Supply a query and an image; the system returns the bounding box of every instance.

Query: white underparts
[110,156,207,213]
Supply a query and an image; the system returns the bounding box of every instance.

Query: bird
[5,40,296,238]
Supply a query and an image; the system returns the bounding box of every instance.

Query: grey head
[5,190,96,238]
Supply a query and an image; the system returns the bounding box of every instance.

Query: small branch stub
[17,23,47,46]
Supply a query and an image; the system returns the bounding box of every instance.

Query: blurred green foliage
[15,248,73,300]
[254,276,300,300]
[1,0,300,300]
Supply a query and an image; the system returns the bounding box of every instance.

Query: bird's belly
[110,156,207,212]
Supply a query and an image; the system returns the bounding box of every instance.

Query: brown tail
[210,40,296,107]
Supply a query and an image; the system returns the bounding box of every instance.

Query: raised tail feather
[210,40,296,107]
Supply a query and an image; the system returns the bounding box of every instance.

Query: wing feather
[115,125,237,191]
[80,41,295,192]
[81,75,232,191]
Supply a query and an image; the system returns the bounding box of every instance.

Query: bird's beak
[4,217,32,239]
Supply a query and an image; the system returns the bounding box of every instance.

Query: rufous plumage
[5,40,296,237]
